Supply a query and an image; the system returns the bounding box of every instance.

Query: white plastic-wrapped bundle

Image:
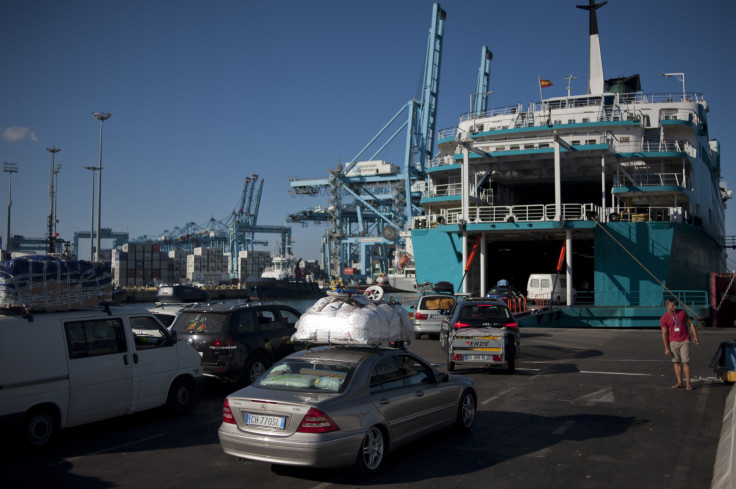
[292,292,412,345]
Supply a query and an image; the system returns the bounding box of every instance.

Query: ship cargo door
[482,238,594,300]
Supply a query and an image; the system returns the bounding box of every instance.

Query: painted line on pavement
[579,370,650,376]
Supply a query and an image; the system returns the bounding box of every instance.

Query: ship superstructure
[411,0,730,325]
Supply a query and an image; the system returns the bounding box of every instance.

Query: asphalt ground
[3,326,735,489]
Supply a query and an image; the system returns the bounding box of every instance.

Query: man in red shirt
[660,298,700,390]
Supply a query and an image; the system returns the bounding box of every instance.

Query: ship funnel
[576,0,607,95]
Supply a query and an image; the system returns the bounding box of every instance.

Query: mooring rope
[590,216,702,318]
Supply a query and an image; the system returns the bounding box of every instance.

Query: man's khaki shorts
[670,340,691,363]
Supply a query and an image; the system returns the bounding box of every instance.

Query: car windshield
[254,358,357,393]
[173,311,229,334]
[459,304,511,320]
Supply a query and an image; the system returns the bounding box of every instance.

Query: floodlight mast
[93,112,111,261]
[3,162,18,252]
[85,165,99,260]
[45,146,60,253]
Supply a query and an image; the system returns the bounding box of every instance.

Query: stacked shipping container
[238,250,270,284]
[112,243,169,287]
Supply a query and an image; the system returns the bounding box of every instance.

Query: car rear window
[420,296,455,311]
[459,304,510,320]
[173,311,229,335]
[254,358,356,393]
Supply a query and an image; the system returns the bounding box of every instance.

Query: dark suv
[170,302,302,384]
[439,297,520,371]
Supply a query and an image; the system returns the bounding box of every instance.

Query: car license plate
[246,413,286,429]
[430,314,441,319]
[464,354,491,361]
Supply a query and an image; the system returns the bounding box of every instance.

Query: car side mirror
[438,372,450,383]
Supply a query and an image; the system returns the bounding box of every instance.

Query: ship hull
[246,279,324,300]
[411,219,725,327]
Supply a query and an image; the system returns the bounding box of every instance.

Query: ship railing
[606,206,686,223]
[437,203,599,225]
[441,92,705,139]
[593,289,708,307]
[613,172,684,188]
[410,203,688,229]
[640,139,697,157]
[426,182,463,197]
[425,183,490,201]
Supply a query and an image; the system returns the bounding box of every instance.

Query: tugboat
[246,247,323,301]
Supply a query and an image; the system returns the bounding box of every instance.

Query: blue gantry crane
[287,2,446,283]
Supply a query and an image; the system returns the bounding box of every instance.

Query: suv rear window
[459,304,510,320]
[174,311,229,334]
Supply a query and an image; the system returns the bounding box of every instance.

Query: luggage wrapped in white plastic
[292,293,412,346]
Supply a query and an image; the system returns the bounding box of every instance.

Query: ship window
[620,136,630,143]
[509,145,520,150]
[554,120,561,125]
[497,146,505,151]
[571,140,580,146]
[538,143,549,148]
[524,144,535,149]
[582,118,590,123]
[567,119,575,124]
[586,139,596,145]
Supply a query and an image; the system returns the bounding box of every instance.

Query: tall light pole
[3,162,18,252]
[45,146,60,253]
[93,112,111,261]
[84,165,99,260]
[53,163,61,240]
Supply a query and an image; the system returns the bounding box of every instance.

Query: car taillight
[415,312,428,320]
[222,398,236,425]
[297,407,339,433]
[453,321,472,329]
[211,338,236,349]
[503,321,519,329]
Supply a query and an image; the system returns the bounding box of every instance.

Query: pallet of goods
[0,255,112,312]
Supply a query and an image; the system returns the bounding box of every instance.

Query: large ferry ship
[411,0,730,327]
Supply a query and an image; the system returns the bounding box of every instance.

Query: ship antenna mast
[564,74,578,98]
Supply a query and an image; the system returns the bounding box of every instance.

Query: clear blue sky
[2,0,735,267]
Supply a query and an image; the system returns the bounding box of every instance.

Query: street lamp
[93,112,111,261]
[45,146,60,253]
[84,165,99,260]
[3,162,18,252]
[661,72,686,101]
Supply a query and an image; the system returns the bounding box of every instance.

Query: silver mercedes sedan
[218,345,476,474]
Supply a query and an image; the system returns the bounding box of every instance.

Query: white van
[0,308,203,448]
[527,273,575,304]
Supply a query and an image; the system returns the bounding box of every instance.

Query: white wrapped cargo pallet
[292,291,411,346]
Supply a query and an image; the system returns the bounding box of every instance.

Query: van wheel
[244,353,270,385]
[166,377,194,415]
[24,406,58,449]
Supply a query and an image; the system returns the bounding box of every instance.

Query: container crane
[287,2,446,283]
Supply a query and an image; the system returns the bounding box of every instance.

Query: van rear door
[63,317,134,426]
